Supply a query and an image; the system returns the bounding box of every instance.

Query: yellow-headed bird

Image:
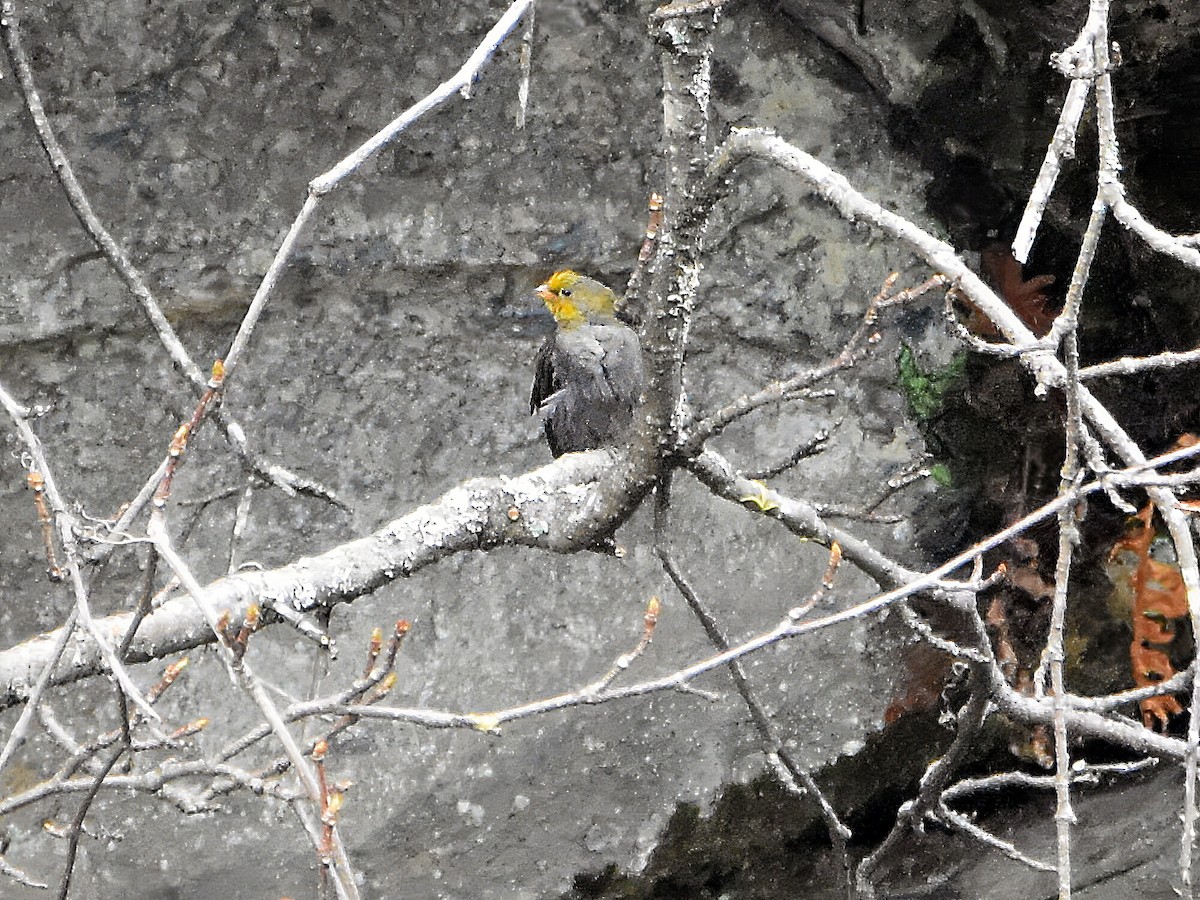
[531,271,645,458]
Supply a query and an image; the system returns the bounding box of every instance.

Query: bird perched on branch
[530,271,645,458]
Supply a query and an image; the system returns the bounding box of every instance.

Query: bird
[530,270,645,458]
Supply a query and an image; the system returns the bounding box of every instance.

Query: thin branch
[515,1,535,129]
[1037,141,1111,900]
[935,802,1056,873]
[1081,345,1200,379]
[942,758,1159,803]
[1065,669,1193,713]
[658,547,852,895]
[1104,192,1200,269]
[0,758,278,817]
[56,740,127,899]
[856,674,990,896]
[148,514,360,900]
[1012,64,1094,263]
[308,0,534,195]
[683,274,942,454]
[0,607,78,778]
[1044,199,1108,351]
[1046,325,1083,900]
[0,380,159,727]
[743,427,833,481]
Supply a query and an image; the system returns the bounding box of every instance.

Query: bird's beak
[535,283,553,303]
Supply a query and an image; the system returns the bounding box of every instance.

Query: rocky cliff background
[0,1,1198,897]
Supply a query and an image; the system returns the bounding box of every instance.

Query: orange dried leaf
[963,245,1057,338]
[883,641,951,725]
[1141,559,1187,619]
[983,246,1057,335]
[1141,695,1184,731]
[1132,643,1175,683]
[1109,501,1190,731]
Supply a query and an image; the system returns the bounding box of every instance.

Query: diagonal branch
[222,0,536,388]
[0,0,205,390]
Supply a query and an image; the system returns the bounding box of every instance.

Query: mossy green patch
[897,343,966,423]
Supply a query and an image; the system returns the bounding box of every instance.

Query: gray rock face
[1,1,1197,898]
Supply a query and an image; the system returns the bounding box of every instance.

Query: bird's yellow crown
[545,270,581,294]
[536,270,617,327]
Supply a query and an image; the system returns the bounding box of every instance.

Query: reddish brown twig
[26,470,64,581]
[152,360,225,510]
[623,191,666,321]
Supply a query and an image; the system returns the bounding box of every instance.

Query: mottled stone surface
[0,0,1197,897]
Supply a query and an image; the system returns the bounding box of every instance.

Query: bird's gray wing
[592,325,645,404]
[530,335,558,415]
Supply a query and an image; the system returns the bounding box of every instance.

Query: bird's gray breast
[536,322,645,456]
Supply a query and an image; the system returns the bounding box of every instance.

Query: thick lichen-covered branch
[0,450,635,710]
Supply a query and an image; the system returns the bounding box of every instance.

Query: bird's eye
[560,289,572,297]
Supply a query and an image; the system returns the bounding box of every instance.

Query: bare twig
[942,758,1159,803]
[743,427,832,481]
[515,1,535,129]
[1081,345,1200,379]
[935,801,1056,873]
[1012,72,1093,263]
[0,380,160,727]
[856,675,990,896]
[684,274,943,454]
[585,597,662,696]
[56,740,127,900]
[1031,104,1112,895]
[148,513,361,900]
[658,546,853,896]
[223,0,538,390]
